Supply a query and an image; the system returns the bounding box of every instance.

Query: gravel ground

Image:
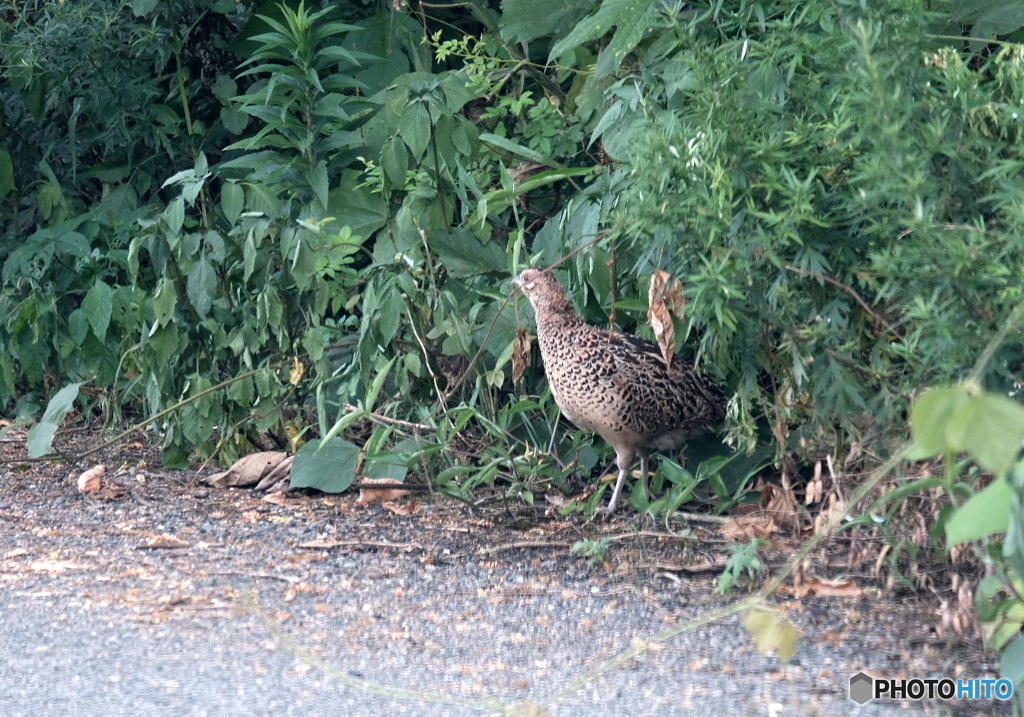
[0,437,1010,717]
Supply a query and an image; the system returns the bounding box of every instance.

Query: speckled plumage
[512,268,727,513]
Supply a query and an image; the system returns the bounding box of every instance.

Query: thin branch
[783,264,890,329]
[344,405,435,433]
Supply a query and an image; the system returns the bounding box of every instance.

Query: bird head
[511,268,573,314]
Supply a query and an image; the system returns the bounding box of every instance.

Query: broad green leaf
[220,182,244,226]
[27,382,82,458]
[291,438,360,493]
[130,0,159,16]
[187,257,217,319]
[948,394,1024,477]
[306,159,329,209]
[946,477,1011,545]
[99,184,138,222]
[548,0,658,76]
[152,276,177,327]
[427,228,507,277]
[500,0,597,44]
[1001,634,1024,687]
[909,386,969,457]
[82,280,113,343]
[324,171,389,239]
[399,101,431,161]
[221,106,250,134]
[164,196,185,236]
[381,137,409,188]
[68,309,89,346]
[0,148,15,200]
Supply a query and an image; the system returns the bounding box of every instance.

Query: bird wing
[600,331,725,433]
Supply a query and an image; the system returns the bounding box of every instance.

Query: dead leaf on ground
[720,514,777,541]
[355,478,410,504]
[205,451,290,489]
[383,499,421,515]
[760,479,799,529]
[262,492,290,507]
[647,268,686,367]
[141,533,188,549]
[511,327,531,384]
[792,578,862,599]
[744,609,798,663]
[77,465,105,493]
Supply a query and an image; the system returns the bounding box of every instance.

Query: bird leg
[638,454,652,502]
[600,450,639,515]
[600,465,630,515]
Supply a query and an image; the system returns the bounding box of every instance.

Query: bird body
[512,268,726,513]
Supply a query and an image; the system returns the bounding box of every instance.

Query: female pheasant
[512,268,727,514]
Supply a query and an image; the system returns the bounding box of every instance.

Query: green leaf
[1001,634,1024,688]
[909,386,970,457]
[500,0,597,43]
[82,280,113,343]
[220,182,244,226]
[152,276,177,328]
[382,137,409,188]
[26,383,82,458]
[427,228,507,277]
[221,106,250,134]
[211,74,237,104]
[399,101,431,161]
[479,133,559,168]
[947,394,1024,477]
[548,0,658,77]
[946,477,1011,546]
[130,0,159,16]
[68,309,89,346]
[187,257,217,320]
[324,171,389,239]
[164,196,185,236]
[0,148,14,200]
[290,438,360,493]
[306,159,329,209]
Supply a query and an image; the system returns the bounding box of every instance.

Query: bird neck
[532,294,586,340]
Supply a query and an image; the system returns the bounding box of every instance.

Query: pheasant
[512,268,727,514]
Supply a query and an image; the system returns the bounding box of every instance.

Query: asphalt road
[0,465,1008,716]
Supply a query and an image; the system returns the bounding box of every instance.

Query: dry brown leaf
[761,479,799,529]
[792,578,862,598]
[647,268,687,367]
[262,492,290,506]
[76,465,105,493]
[720,514,777,541]
[383,499,421,515]
[254,455,294,492]
[355,478,410,504]
[289,356,306,386]
[506,160,545,187]
[205,451,290,489]
[143,533,188,549]
[511,327,532,384]
[806,460,823,505]
[647,269,676,367]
